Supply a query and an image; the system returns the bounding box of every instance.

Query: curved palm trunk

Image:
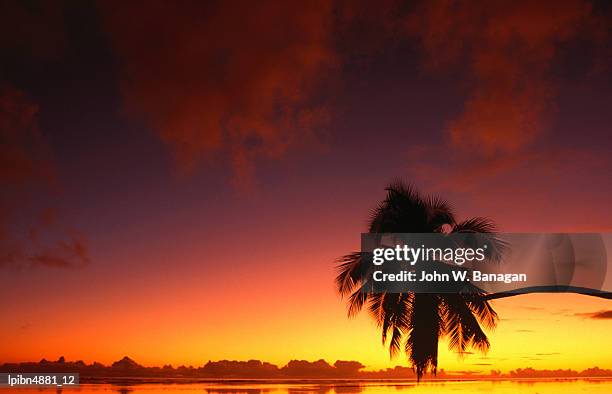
[484,286,612,300]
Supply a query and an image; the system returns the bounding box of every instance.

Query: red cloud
[99,0,339,187]
[410,0,594,157]
[403,1,611,230]
[28,231,89,269]
[576,310,612,319]
[0,87,90,269]
[100,0,606,189]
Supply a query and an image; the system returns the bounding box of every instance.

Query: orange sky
[1,236,611,372]
[1,0,611,374]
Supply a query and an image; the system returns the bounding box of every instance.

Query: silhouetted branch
[484,286,612,300]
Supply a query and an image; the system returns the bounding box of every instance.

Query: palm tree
[335,181,610,380]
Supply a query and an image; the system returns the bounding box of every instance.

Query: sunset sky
[1,0,611,373]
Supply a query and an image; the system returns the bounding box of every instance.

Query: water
[2,380,612,394]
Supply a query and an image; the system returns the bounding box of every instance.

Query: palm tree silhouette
[335,181,610,380]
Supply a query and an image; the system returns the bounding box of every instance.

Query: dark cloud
[576,310,612,319]
[519,306,545,311]
[96,0,611,194]
[445,369,482,375]
[0,1,91,271]
[0,0,66,59]
[99,0,340,187]
[28,231,89,269]
[0,86,51,186]
[455,351,474,355]
[0,87,90,270]
[410,0,594,156]
[404,0,610,201]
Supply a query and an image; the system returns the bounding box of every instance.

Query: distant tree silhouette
[336,181,611,380]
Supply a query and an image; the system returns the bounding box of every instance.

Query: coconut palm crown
[335,181,501,380]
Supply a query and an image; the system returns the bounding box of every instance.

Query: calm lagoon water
[2,380,612,394]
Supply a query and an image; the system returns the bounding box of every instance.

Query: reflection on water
[2,380,612,394]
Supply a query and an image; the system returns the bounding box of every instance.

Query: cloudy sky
[1,0,611,372]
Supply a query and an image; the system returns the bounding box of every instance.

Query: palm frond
[335,252,367,297]
[442,295,491,355]
[453,217,497,233]
[347,286,369,318]
[368,181,428,233]
[463,293,498,330]
[452,217,508,263]
[425,195,456,231]
[367,292,386,327]
[389,293,412,357]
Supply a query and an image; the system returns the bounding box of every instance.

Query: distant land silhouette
[2,357,612,381]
